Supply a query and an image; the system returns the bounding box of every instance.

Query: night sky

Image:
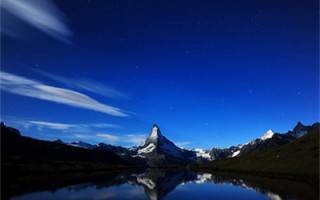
[1,0,319,149]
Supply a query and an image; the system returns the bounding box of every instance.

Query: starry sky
[1,0,319,149]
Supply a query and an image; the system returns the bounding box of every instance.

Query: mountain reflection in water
[11,169,318,200]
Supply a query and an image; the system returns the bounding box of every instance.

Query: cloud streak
[34,69,128,99]
[29,121,73,130]
[7,119,147,146]
[124,134,148,146]
[0,71,128,116]
[62,132,147,146]
[1,0,71,42]
[96,134,119,141]
[175,141,193,148]
[13,120,120,133]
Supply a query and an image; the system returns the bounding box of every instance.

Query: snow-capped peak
[150,125,160,140]
[260,130,275,140]
[145,124,163,145]
[140,124,185,160]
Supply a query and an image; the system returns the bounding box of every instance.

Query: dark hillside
[190,125,319,185]
[1,124,130,172]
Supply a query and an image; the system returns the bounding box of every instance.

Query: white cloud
[1,0,71,42]
[90,123,120,128]
[29,121,73,130]
[124,134,148,146]
[72,134,96,140]
[0,71,128,116]
[175,141,193,148]
[34,69,128,99]
[67,133,147,146]
[96,133,119,141]
[16,120,120,132]
[71,133,147,146]
[6,118,149,147]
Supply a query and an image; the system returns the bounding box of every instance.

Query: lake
[7,169,318,200]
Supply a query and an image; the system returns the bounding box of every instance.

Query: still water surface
[11,169,318,200]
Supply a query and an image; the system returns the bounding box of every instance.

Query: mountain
[1,123,130,170]
[61,124,213,166]
[96,143,147,166]
[54,124,195,167]
[55,122,317,166]
[286,121,314,138]
[191,123,320,183]
[69,141,96,149]
[209,122,317,160]
[192,148,211,161]
[53,139,65,144]
[210,145,240,160]
[2,121,316,168]
[135,124,194,167]
[260,130,275,140]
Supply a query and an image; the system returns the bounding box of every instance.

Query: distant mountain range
[1,124,129,166]
[56,122,319,166]
[1,121,318,167]
[191,123,319,181]
[210,122,319,160]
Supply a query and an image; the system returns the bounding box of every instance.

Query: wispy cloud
[0,71,128,116]
[6,118,147,146]
[27,121,120,132]
[68,134,98,141]
[175,141,193,148]
[29,121,73,130]
[1,0,71,42]
[65,133,148,146]
[34,69,128,99]
[124,134,148,146]
[71,133,147,146]
[96,134,119,141]
[22,121,120,132]
[57,132,146,146]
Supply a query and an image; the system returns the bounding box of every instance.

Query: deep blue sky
[1,0,319,149]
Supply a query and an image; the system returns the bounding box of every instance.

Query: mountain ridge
[190,123,320,184]
[2,121,318,167]
[1,123,130,166]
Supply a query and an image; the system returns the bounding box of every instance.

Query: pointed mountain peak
[260,130,275,140]
[293,121,306,131]
[145,124,163,145]
[54,139,64,144]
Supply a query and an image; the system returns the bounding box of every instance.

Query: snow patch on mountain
[232,150,240,157]
[149,126,159,140]
[260,130,275,140]
[193,148,211,159]
[138,143,156,154]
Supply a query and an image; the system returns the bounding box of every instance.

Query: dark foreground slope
[1,124,133,200]
[190,125,319,185]
[1,124,131,174]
